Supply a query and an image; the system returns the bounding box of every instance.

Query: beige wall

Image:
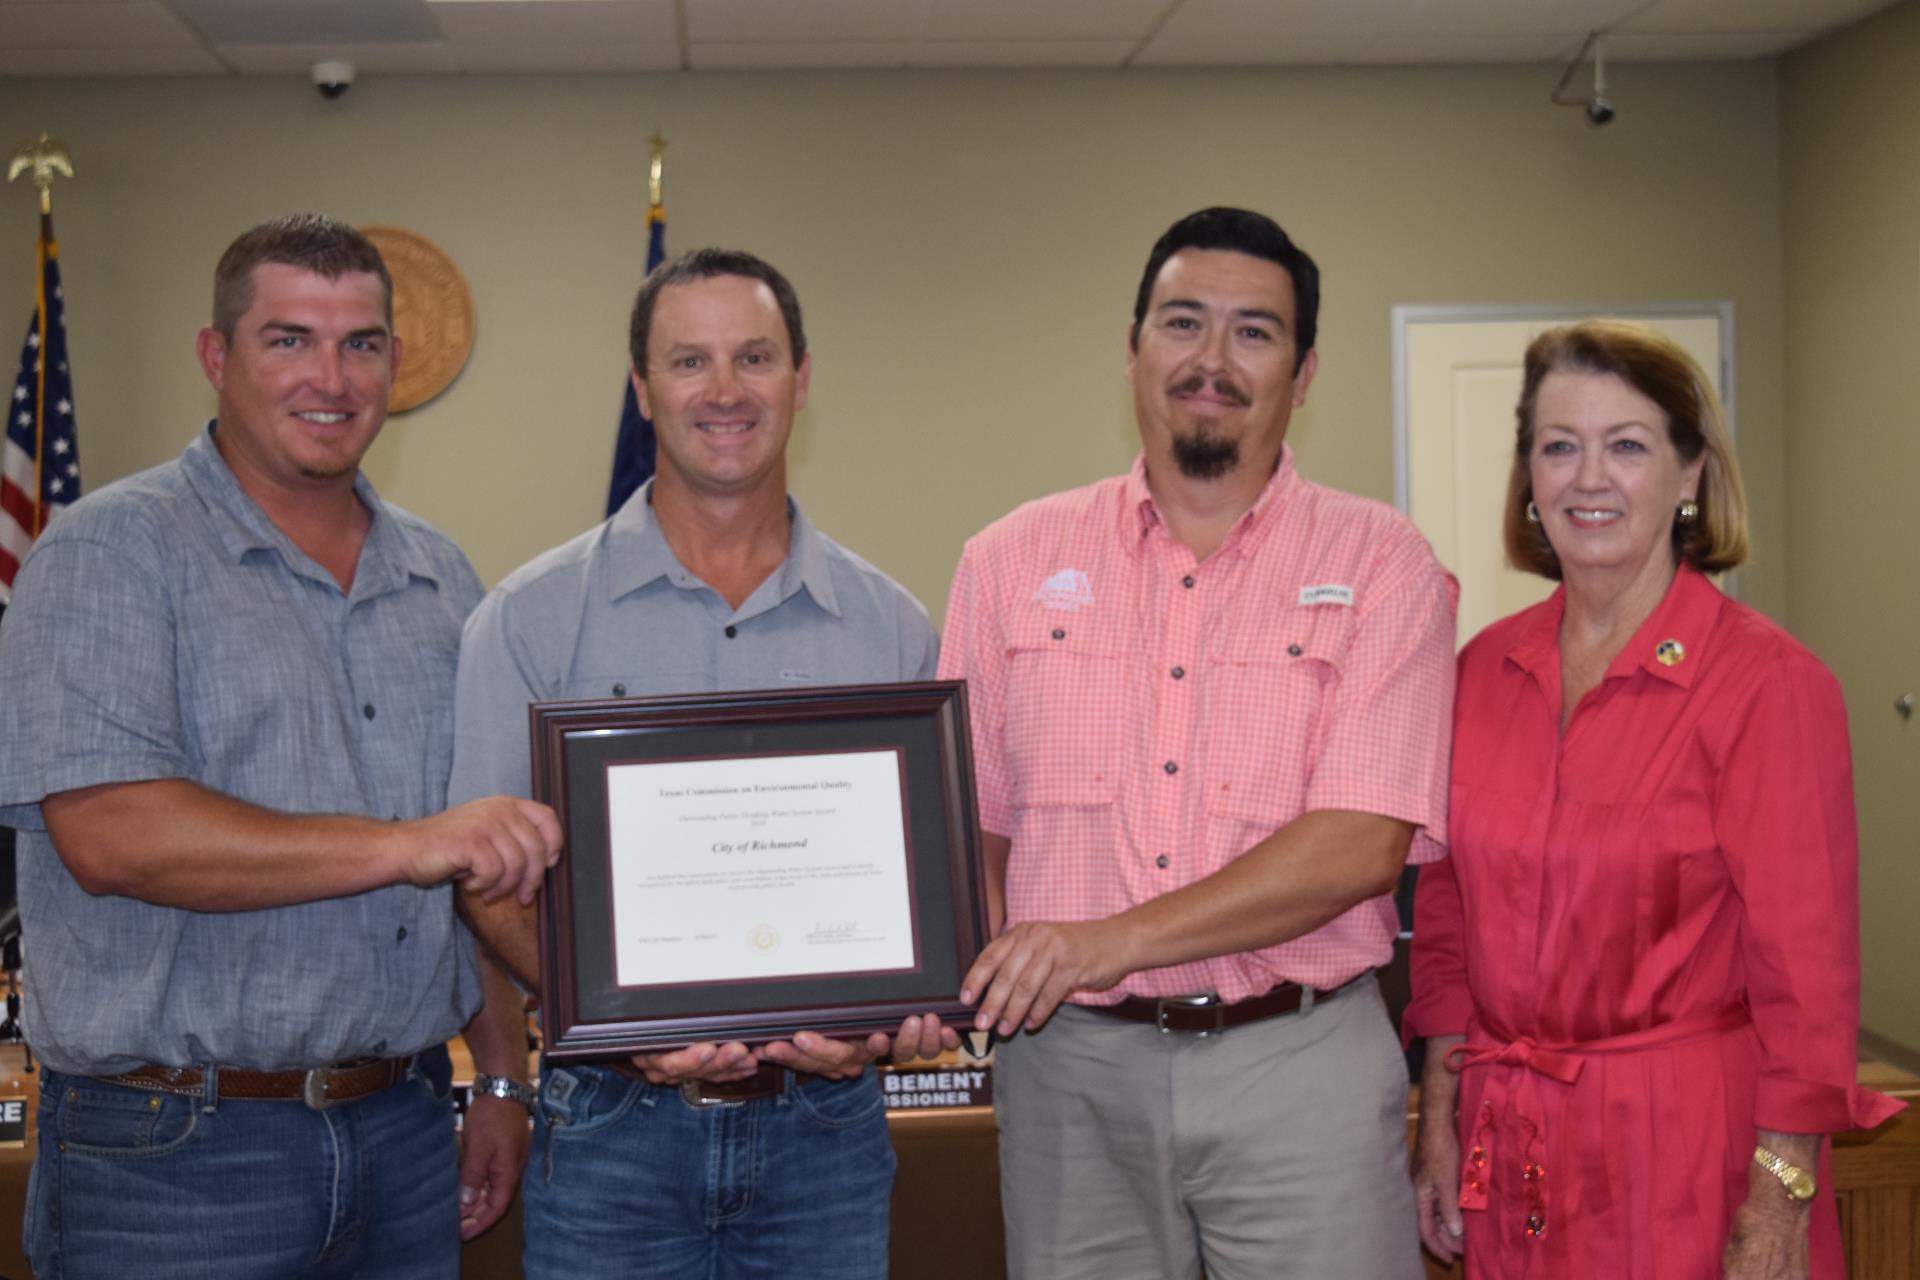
[1782,1,1920,1060]
[1,62,1786,622]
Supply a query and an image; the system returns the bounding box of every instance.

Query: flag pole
[8,135,73,538]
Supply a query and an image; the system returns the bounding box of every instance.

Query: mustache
[1169,373,1251,407]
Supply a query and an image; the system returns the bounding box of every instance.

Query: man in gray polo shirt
[451,247,950,1279]
[0,214,561,1278]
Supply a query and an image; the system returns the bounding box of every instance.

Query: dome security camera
[311,60,356,99]
[1586,95,1616,126]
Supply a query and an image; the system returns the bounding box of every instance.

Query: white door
[1394,306,1732,645]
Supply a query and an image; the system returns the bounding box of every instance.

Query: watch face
[1787,1170,1817,1201]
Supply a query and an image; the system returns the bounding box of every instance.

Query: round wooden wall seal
[360,226,475,413]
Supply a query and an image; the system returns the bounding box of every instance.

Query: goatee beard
[1171,432,1239,480]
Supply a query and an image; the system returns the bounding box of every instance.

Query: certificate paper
[604,749,917,987]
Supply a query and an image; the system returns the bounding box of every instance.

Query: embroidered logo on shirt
[1298,583,1355,607]
[1033,568,1095,611]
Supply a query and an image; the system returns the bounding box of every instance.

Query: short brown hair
[1504,319,1749,579]
[628,247,807,374]
[211,214,392,338]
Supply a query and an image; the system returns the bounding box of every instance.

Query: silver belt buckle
[679,1081,742,1109]
[1155,994,1225,1036]
[302,1067,336,1111]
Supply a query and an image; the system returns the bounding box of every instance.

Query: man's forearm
[459,890,542,991]
[981,831,1010,936]
[462,951,533,1079]
[44,778,415,910]
[1100,809,1413,977]
[43,777,559,912]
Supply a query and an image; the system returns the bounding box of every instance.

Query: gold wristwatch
[1752,1145,1817,1202]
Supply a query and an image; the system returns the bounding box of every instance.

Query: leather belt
[1088,980,1347,1035]
[610,1060,792,1107]
[95,1056,411,1111]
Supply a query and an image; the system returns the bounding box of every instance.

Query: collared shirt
[939,449,1456,1000]
[447,481,938,809]
[0,425,486,1076]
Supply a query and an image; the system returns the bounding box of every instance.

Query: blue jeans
[26,1058,459,1280]
[524,1063,895,1280]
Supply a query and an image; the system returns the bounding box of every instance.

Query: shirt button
[1181,575,1195,589]
[1163,760,1178,775]
[396,926,408,943]
[362,703,376,720]
[724,625,738,639]
[1287,643,1303,657]
[1170,666,1185,680]
[1051,629,1065,641]
[373,1039,388,1054]
[1155,855,1170,869]
[612,683,627,697]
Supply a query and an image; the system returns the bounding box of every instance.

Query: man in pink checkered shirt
[939,208,1456,1279]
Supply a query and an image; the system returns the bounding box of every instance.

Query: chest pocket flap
[1203,604,1355,825]
[1002,627,1128,808]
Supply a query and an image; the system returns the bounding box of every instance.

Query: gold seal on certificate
[529,682,989,1059]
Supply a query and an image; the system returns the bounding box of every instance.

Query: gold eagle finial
[9,134,74,216]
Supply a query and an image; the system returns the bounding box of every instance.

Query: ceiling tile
[1310,32,1585,64]
[168,0,442,45]
[0,2,202,48]
[1599,30,1808,59]
[1132,30,1408,66]
[428,0,675,45]
[691,40,914,69]
[1145,0,1394,42]
[923,0,1171,42]
[687,0,924,44]
[455,40,680,70]
[1623,0,1898,35]
[911,39,1135,67]
[0,44,225,73]
[212,41,463,73]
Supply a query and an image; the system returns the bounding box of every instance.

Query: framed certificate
[529,681,989,1060]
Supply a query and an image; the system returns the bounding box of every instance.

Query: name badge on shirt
[1298,584,1354,607]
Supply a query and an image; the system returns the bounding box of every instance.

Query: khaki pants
[994,977,1422,1280]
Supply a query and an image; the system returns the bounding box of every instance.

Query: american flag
[604,199,666,517]
[1,231,80,603]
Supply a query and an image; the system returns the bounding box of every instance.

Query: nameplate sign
[880,1065,992,1111]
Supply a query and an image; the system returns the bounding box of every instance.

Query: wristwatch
[1752,1145,1817,1202]
[471,1073,537,1109]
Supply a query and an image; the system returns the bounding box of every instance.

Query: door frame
[1389,300,1738,512]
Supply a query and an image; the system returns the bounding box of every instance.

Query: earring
[1526,501,1541,525]
[1677,500,1699,525]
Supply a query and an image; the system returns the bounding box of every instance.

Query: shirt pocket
[1202,605,1354,828]
[1001,632,1127,809]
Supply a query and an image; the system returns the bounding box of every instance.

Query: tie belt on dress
[95,1056,413,1110]
[1444,1007,1750,1234]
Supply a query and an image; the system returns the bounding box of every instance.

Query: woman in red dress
[1403,321,1901,1278]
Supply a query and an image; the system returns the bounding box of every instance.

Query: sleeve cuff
[0,803,44,832]
[1407,828,1448,865]
[1399,988,1474,1050]
[42,751,190,799]
[1755,1074,1909,1134]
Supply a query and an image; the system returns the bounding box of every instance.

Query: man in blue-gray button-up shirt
[451,248,955,1280]
[0,214,561,1279]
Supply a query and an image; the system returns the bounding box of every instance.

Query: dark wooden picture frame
[529,681,989,1060]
